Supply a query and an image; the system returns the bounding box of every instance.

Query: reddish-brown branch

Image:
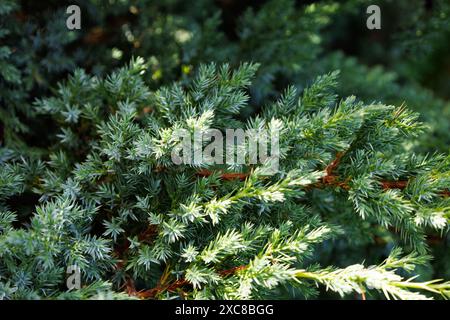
[197,169,249,181]
[325,152,344,176]
[128,265,248,299]
[219,265,248,277]
[381,181,450,197]
[138,224,159,243]
[196,153,346,184]
[130,278,189,299]
[194,153,449,198]
[381,180,408,190]
[307,152,351,190]
[124,277,137,296]
[441,190,450,197]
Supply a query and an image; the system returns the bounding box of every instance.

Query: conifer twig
[194,153,449,197]
[128,265,248,299]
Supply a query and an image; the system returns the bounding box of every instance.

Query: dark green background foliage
[0,0,449,299]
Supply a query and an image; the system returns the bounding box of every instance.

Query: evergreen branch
[193,155,449,197]
[125,265,249,299]
[124,248,450,300]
